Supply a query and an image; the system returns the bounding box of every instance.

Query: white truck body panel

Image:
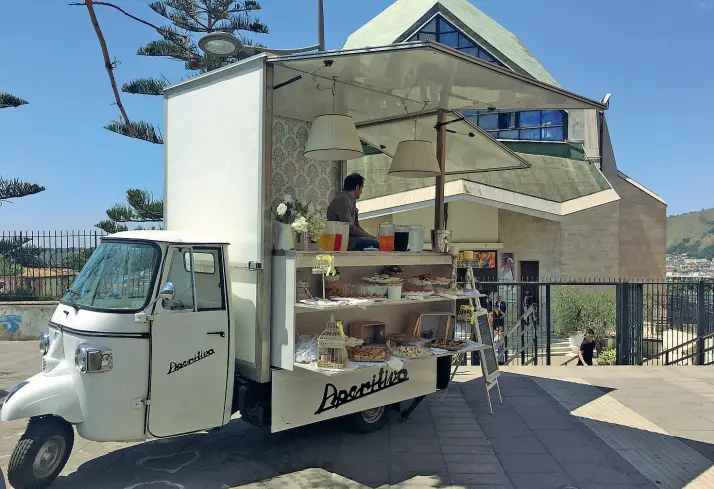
[164,57,269,375]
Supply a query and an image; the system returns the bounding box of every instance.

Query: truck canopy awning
[268,42,605,174]
[357,110,530,174]
[269,42,607,126]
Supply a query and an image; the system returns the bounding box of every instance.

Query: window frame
[469,110,568,142]
[192,246,226,313]
[408,13,506,68]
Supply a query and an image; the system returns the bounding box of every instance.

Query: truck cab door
[148,245,230,437]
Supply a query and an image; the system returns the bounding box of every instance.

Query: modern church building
[342,0,666,281]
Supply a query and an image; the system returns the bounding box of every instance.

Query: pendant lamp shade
[387,140,441,178]
[304,114,364,161]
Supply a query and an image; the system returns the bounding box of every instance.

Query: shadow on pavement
[4,371,714,489]
[458,371,714,488]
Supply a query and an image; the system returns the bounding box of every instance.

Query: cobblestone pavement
[2,341,713,489]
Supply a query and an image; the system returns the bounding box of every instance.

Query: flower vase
[275,223,295,251]
[295,231,310,251]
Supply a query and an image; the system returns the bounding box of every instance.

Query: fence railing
[0,231,105,301]
[475,279,714,366]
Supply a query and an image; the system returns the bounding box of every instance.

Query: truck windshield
[61,241,160,311]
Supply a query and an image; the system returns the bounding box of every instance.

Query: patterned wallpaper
[271,116,341,211]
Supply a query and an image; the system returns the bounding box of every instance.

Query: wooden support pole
[434,109,447,233]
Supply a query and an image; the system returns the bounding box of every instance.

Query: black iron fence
[0,231,105,301]
[472,279,714,367]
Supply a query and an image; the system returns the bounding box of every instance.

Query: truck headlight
[75,344,113,373]
[39,332,50,356]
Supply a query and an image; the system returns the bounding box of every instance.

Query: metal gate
[474,279,714,366]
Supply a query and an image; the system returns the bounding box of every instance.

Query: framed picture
[499,253,515,282]
[474,251,496,269]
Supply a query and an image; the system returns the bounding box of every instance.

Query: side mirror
[158,282,175,302]
[144,282,176,311]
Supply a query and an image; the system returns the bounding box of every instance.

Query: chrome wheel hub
[362,406,385,423]
[32,435,66,479]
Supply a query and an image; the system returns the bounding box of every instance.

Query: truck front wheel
[350,406,387,433]
[8,416,74,489]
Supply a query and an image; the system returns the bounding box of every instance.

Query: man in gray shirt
[327,173,379,251]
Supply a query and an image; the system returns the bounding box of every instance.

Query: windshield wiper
[65,289,81,312]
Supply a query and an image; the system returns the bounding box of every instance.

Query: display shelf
[276,250,453,268]
[295,295,456,314]
[293,341,491,377]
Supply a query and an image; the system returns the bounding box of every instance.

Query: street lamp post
[199,0,326,57]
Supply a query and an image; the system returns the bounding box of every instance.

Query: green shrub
[552,286,616,341]
[598,349,617,366]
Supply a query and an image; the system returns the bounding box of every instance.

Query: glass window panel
[542,110,564,127]
[421,18,437,32]
[498,130,518,139]
[542,127,564,141]
[459,46,479,58]
[438,16,456,33]
[165,248,195,311]
[439,31,459,48]
[418,32,436,42]
[498,112,516,129]
[477,113,498,130]
[190,249,225,311]
[518,111,541,128]
[519,128,540,140]
[478,50,496,63]
[458,33,475,48]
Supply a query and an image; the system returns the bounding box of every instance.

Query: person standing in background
[577,328,596,366]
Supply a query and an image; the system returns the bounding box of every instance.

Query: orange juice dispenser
[378,223,395,252]
[319,221,347,251]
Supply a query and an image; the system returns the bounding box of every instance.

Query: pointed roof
[343,0,560,87]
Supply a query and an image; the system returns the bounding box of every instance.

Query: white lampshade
[387,140,441,178]
[304,114,364,160]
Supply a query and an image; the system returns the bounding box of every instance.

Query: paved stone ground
[1,341,713,489]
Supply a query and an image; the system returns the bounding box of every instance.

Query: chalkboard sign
[474,311,500,383]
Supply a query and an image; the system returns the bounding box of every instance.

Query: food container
[408,225,425,252]
[378,223,395,252]
[393,225,410,252]
[463,250,474,261]
[431,229,452,253]
[339,222,349,252]
[387,284,403,301]
[319,221,347,251]
[347,321,385,344]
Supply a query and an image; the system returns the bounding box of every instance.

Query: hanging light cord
[316,76,338,114]
[402,100,430,140]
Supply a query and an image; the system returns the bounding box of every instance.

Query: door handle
[207,331,225,338]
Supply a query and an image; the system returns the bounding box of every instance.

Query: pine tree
[83,1,268,231]
[0,95,45,204]
[95,189,164,234]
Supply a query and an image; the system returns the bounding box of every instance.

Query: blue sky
[1,0,712,230]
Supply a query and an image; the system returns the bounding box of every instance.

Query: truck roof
[106,230,229,245]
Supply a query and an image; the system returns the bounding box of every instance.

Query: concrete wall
[0,302,57,340]
[560,201,621,279]
[600,116,666,279]
[498,209,561,279]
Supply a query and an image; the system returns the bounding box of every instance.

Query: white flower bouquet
[273,194,326,243]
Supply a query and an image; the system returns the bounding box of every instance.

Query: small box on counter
[347,320,386,344]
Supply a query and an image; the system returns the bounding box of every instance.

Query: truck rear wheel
[349,406,387,433]
[8,416,74,489]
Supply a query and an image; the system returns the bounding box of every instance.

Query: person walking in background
[523,290,535,326]
[493,295,506,329]
[577,328,596,366]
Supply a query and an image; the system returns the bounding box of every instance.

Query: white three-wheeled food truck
[1,42,608,488]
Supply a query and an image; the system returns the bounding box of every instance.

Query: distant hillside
[667,207,714,259]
